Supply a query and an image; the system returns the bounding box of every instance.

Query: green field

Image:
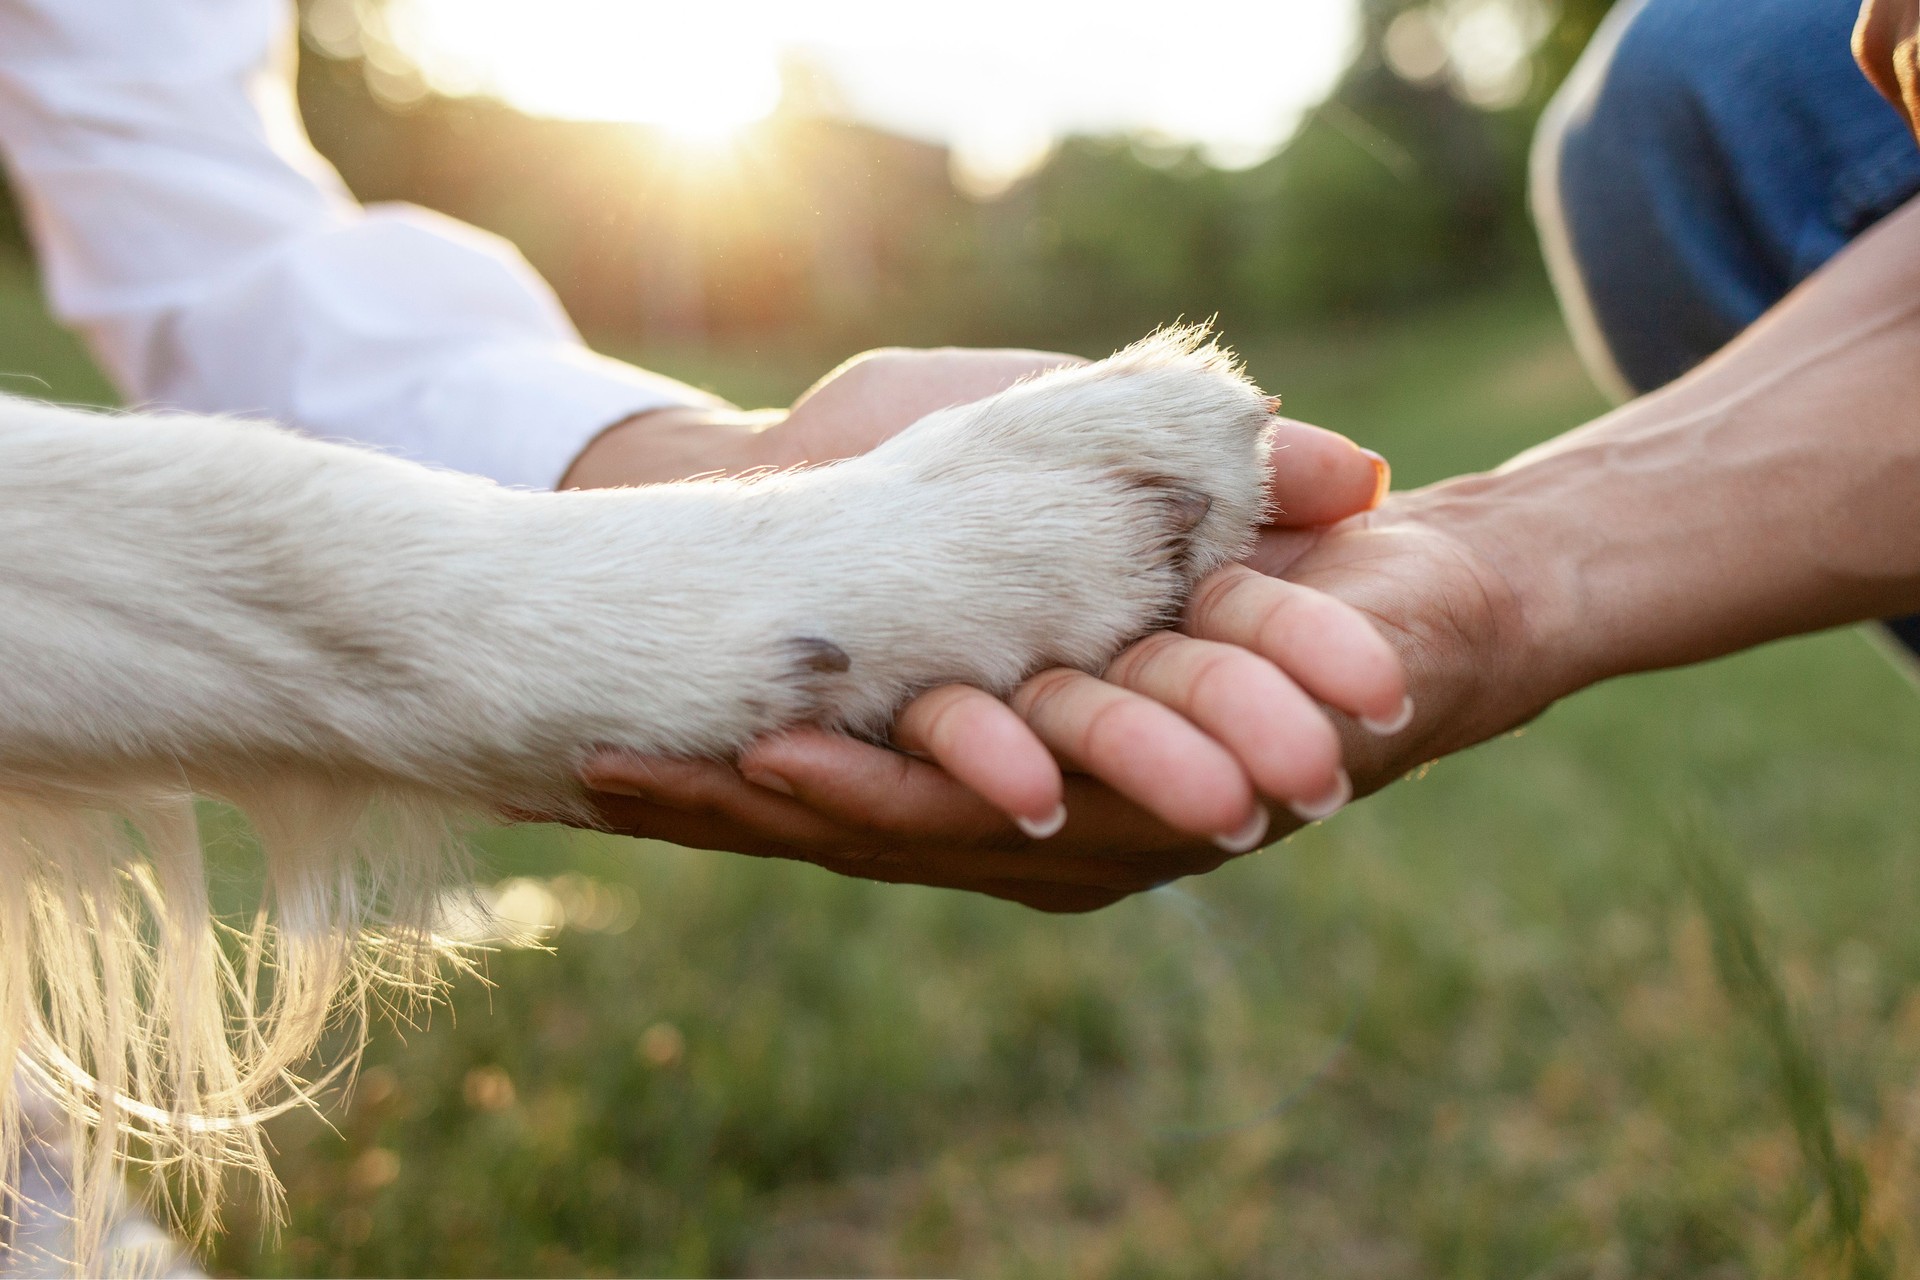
[6,252,1920,1278]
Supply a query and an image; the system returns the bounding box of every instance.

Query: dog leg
[0,327,1273,1263]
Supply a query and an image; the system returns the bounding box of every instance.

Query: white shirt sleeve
[0,0,722,489]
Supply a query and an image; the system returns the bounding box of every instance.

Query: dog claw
[1161,487,1213,535]
[789,636,852,675]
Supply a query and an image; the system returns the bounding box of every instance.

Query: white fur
[0,329,1272,1270]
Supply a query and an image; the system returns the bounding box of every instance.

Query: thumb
[1265,418,1390,527]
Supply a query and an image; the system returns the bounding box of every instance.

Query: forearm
[561,406,787,488]
[1420,196,1920,704]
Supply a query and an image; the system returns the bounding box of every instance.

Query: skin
[1857,0,1920,137]
[569,190,1920,913]
[557,346,1402,904]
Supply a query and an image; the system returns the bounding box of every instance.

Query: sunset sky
[339,0,1542,192]
[351,0,1356,189]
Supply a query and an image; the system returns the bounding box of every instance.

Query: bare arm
[567,348,1401,862]
[1395,191,1920,742]
[640,194,1920,911]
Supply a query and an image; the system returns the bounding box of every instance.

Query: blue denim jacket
[1539,0,1920,660]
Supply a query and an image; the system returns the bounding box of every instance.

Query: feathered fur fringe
[0,330,1275,1272]
[0,785,471,1267]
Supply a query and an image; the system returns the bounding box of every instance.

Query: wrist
[1397,394,1838,712]
[559,405,786,489]
[1387,468,1594,736]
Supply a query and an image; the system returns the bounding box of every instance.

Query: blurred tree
[1232,0,1539,319]
[2,1,1624,350]
[958,139,1241,342]
[0,172,23,253]
[968,1,1620,343]
[1538,0,1625,94]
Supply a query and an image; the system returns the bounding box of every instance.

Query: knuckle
[1185,647,1248,705]
[1012,667,1081,721]
[1183,564,1253,630]
[1255,590,1320,653]
[920,696,968,748]
[911,685,974,747]
[1105,632,1182,685]
[1077,694,1141,762]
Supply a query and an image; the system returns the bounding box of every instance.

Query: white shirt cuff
[401,342,728,490]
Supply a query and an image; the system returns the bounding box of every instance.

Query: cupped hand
[582,487,1534,911]
[773,346,1090,463]
[580,406,1481,910]
[563,341,1501,910]
[561,346,1085,488]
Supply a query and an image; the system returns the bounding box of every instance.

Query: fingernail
[1289,770,1352,824]
[1360,448,1391,508]
[1361,695,1416,737]
[1212,806,1270,854]
[1016,803,1068,840]
[739,765,795,797]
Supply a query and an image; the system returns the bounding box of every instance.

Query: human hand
[579,415,1432,911]
[591,192,1920,910]
[579,481,1542,912]
[775,346,1090,463]
[1856,0,1920,139]
[559,347,1082,488]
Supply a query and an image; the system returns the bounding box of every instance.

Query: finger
[580,751,870,853]
[576,782,1121,908]
[614,726,1240,871]
[581,790,820,862]
[586,767,1233,893]
[1242,525,1327,579]
[1103,633,1347,818]
[891,685,1066,836]
[743,731,1246,886]
[1010,668,1263,848]
[739,727,1024,844]
[590,731,1268,867]
[1265,419,1390,526]
[1185,565,1410,732]
[579,789,1051,900]
[750,724,1242,857]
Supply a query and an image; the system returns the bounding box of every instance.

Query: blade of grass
[1675,823,1889,1280]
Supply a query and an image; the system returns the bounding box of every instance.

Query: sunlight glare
[386,0,782,142]
[379,0,1358,180]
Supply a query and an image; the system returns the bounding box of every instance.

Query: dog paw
[792,325,1275,735]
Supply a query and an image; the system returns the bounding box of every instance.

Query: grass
[6,252,1920,1277]
[0,256,115,406]
[1675,822,1889,1280]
